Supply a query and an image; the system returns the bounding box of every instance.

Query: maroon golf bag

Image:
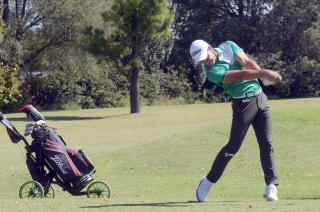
[1,105,111,198]
[30,125,94,184]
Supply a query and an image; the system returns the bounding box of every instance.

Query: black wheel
[44,185,55,198]
[87,181,111,198]
[19,181,44,199]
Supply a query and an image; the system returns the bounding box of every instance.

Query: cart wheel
[19,181,44,199]
[44,185,55,198]
[87,181,111,198]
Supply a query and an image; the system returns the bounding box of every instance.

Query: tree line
[1,0,319,113]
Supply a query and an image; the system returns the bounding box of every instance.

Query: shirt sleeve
[206,64,228,85]
[226,40,243,57]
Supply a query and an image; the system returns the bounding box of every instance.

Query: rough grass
[0,97,319,211]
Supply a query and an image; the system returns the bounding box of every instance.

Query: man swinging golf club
[190,39,282,202]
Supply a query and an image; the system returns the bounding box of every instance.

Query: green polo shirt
[205,41,261,97]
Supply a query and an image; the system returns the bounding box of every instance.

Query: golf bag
[1,105,111,198]
[31,126,86,180]
[19,105,94,191]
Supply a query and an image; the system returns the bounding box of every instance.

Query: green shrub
[0,65,21,107]
[140,69,195,105]
[22,70,83,110]
[78,69,128,108]
[22,68,128,110]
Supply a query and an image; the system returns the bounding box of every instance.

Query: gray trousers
[206,92,279,186]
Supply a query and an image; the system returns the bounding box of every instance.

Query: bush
[139,69,195,105]
[287,57,320,97]
[78,69,128,108]
[255,54,320,98]
[0,65,21,107]
[22,70,83,110]
[21,68,128,110]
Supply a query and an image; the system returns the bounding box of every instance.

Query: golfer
[189,40,282,202]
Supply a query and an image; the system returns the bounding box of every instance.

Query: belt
[232,88,262,99]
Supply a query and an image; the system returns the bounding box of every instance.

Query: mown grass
[0,98,319,211]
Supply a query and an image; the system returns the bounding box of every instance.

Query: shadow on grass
[7,113,129,122]
[80,201,199,209]
[285,197,320,200]
[80,200,240,209]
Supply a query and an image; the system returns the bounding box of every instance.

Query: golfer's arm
[223,69,267,84]
[222,51,265,84]
[236,52,261,70]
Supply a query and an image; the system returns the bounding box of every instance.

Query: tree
[84,0,174,113]
[0,6,21,108]
[1,0,9,23]
[0,0,91,71]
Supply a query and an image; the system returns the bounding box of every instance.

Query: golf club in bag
[0,105,111,199]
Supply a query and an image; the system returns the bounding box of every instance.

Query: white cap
[189,40,209,65]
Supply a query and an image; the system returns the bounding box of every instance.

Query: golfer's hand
[262,69,283,85]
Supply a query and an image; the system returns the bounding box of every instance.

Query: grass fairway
[0,98,319,211]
